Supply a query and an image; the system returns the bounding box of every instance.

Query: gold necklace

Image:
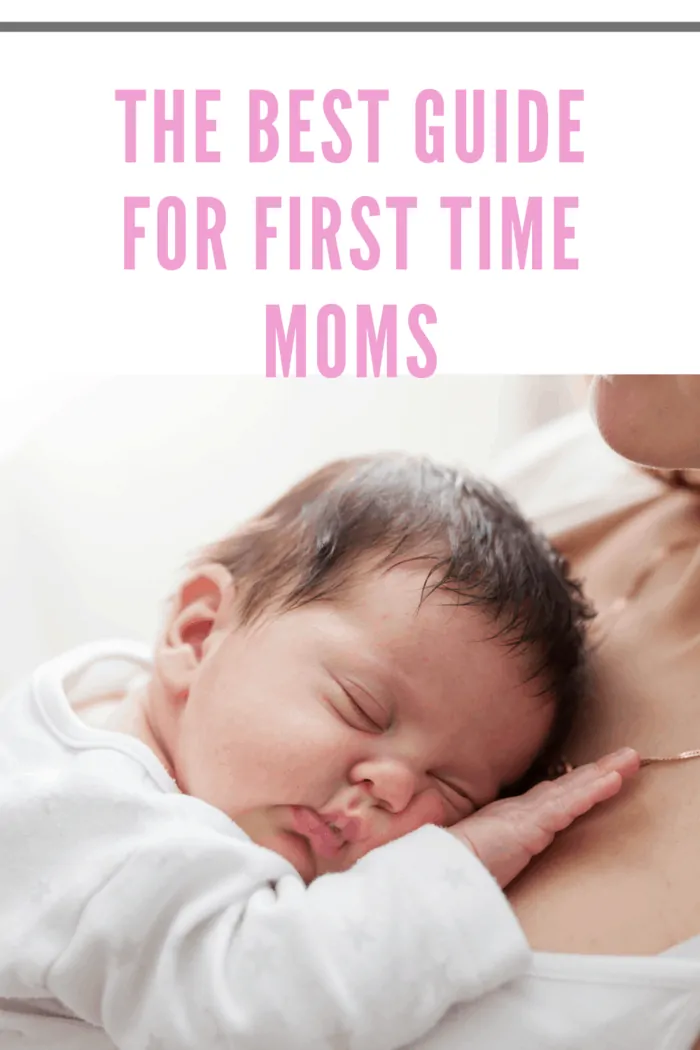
[555,535,700,775]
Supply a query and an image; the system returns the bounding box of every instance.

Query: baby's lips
[290,807,349,858]
[320,811,362,844]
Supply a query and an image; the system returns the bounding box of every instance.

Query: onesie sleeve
[46,802,530,1050]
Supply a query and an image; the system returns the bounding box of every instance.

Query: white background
[0,13,698,374]
[0,374,581,688]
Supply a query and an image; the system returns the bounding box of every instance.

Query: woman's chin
[590,375,700,469]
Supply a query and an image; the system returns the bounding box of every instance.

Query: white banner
[0,13,697,375]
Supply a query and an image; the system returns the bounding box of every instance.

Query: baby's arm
[46,815,522,1050]
[42,752,636,1050]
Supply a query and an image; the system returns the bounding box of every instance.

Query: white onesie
[0,640,529,1050]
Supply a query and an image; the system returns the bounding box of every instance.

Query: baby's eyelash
[344,693,384,731]
[433,776,475,811]
[326,688,384,733]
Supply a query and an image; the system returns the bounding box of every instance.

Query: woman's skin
[590,375,700,469]
[508,377,700,958]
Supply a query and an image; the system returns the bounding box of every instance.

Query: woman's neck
[565,492,700,766]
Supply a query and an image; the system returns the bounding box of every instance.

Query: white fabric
[0,641,529,1050]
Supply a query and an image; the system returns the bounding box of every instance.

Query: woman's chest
[507,773,700,956]
[508,491,700,956]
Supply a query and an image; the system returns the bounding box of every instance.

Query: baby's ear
[155,564,234,696]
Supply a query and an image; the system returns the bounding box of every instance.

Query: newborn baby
[0,454,637,1050]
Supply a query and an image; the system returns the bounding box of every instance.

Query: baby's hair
[199,454,592,789]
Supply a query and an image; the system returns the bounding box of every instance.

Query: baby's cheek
[369,790,450,852]
[408,789,451,829]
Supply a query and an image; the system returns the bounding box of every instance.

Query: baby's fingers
[572,746,640,782]
[524,747,640,804]
[525,748,640,834]
[537,771,621,834]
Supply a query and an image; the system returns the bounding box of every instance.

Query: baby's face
[171,565,554,882]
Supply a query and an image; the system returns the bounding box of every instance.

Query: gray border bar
[0,21,699,32]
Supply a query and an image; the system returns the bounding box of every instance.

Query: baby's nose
[348,758,417,815]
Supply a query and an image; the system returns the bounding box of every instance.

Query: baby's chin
[264,825,369,882]
[236,808,320,883]
[269,828,319,883]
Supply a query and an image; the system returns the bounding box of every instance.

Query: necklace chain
[639,749,700,767]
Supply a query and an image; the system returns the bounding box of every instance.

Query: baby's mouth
[290,806,348,858]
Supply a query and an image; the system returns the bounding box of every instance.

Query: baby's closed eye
[430,775,476,818]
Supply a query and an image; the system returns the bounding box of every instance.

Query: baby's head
[147,454,590,881]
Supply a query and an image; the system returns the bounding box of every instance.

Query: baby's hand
[448,748,640,887]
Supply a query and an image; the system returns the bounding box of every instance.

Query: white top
[0,641,529,1050]
[406,410,700,1050]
